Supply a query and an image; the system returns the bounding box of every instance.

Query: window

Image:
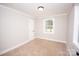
[44,18,54,33]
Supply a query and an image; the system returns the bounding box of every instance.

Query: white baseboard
[66,47,71,56]
[35,37,66,44]
[0,39,33,55]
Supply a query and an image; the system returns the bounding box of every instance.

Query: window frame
[43,18,55,34]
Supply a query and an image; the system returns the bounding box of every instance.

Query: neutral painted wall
[67,4,79,56]
[0,5,33,53]
[34,15,68,42]
[67,6,75,55]
[78,25,79,43]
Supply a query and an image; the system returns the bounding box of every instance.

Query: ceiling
[0,3,73,18]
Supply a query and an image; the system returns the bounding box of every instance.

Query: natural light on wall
[73,5,79,49]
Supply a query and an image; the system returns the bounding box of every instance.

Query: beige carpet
[1,38,68,56]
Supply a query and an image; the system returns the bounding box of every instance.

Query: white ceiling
[0,3,73,18]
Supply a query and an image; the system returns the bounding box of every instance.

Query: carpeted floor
[1,38,68,56]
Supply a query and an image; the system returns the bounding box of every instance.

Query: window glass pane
[45,19,53,32]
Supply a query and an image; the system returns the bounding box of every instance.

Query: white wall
[34,14,68,43]
[67,5,74,46]
[67,6,75,55]
[73,5,79,47]
[67,4,79,56]
[0,5,33,53]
